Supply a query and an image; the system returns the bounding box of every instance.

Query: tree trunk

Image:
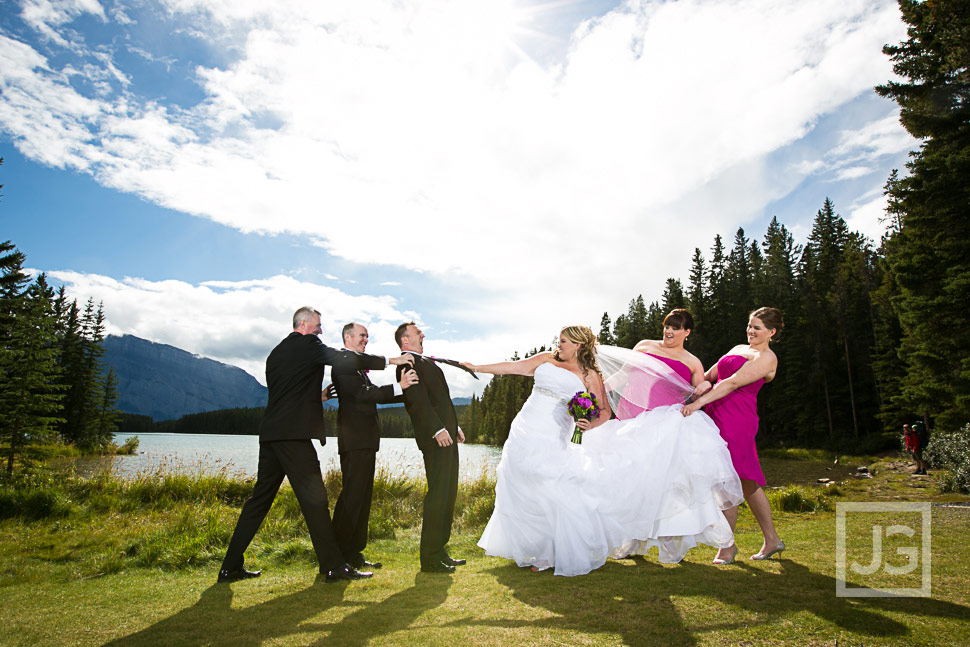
[816,340,834,441]
[844,334,859,440]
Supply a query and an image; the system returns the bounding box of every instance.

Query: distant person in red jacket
[903,423,928,475]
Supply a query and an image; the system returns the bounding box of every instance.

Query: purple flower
[567,391,600,421]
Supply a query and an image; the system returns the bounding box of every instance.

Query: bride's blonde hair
[553,325,600,377]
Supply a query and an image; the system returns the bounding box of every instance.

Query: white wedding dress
[477,360,744,576]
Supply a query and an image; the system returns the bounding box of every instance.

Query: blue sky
[1,0,914,394]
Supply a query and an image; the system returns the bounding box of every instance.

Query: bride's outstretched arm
[682,352,777,416]
[579,372,612,431]
[461,352,551,377]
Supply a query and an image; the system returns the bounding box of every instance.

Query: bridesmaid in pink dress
[616,309,706,419]
[682,307,785,564]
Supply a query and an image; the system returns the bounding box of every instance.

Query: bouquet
[567,391,600,444]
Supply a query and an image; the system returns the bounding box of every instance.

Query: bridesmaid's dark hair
[554,325,600,377]
[750,307,784,341]
[663,308,694,331]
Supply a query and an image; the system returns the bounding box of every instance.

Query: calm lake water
[106,433,503,482]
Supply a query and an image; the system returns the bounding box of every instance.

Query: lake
[106,433,503,482]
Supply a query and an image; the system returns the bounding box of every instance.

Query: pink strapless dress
[705,355,766,486]
[615,353,692,420]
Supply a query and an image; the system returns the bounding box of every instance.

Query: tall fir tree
[58,298,114,449]
[0,274,64,475]
[725,227,753,333]
[661,278,685,314]
[93,366,122,447]
[704,235,732,361]
[754,217,801,440]
[686,248,710,362]
[645,300,664,338]
[0,240,29,331]
[615,296,649,347]
[876,0,970,429]
[598,312,614,345]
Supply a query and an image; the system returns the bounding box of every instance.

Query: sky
[0,0,916,396]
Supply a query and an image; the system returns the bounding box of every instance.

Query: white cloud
[43,271,419,384]
[845,191,891,244]
[836,166,873,181]
[832,112,917,161]
[2,1,913,365]
[19,0,106,47]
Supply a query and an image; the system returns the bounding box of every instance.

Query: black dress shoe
[325,564,373,583]
[217,567,261,583]
[420,561,455,574]
[350,558,383,570]
[443,556,466,566]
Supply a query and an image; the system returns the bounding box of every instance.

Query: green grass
[1,454,969,646]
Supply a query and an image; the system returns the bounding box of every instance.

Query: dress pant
[420,442,459,567]
[332,449,377,564]
[221,439,344,573]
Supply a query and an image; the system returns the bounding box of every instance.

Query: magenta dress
[614,353,693,420]
[705,355,766,486]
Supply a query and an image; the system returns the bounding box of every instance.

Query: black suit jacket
[396,353,458,452]
[258,332,386,443]
[332,362,403,453]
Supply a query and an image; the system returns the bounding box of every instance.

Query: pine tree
[645,300,664,338]
[705,235,731,359]
[661,278,685,314]
[759,217,800,309]
[0,240,29,334]
[598,312,614,345]
[870,235,907,428]
[614,296,649,347]
[756,217,803,440]
[94,367,122,446]
[58,298,115,449]
[725,227,753,333]
[0,275,64,475]
[876,0,970,429]
[686,248,709,362]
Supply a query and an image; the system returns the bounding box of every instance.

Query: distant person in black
[331,322,419,572]
[913,421,930,475]
[217,307,414,583]
[395,322,465,573]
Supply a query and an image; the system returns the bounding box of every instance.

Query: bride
[464,325,743,576]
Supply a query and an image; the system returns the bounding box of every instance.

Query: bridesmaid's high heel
[750,541,786,560]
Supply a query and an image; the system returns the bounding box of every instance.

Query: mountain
[103,334,268,420]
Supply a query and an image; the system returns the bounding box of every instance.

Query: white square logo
[836,502,931,597]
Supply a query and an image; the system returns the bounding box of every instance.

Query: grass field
[1,451,968,646]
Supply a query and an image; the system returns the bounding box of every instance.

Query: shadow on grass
[102,577,346,647]
[305,572,453,646]
[473,557,970,646]
[100,571,452,647]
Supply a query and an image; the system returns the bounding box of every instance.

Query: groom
[394,322,465,573]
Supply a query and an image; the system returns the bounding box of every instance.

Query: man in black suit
[218,307,414,584]
[331,322,418,571]
[394,322,465,573]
